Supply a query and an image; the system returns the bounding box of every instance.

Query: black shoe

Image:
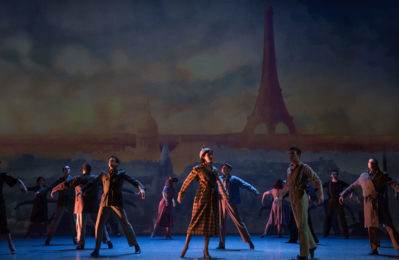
[107,241,113,249]
[216,245,225,250]
[73,237,78,245]
[295,255,307,260]
[10,248,16,254]
[368,250,378,255]
[248,241,254,250]
[45,240,50,246]
[150,232,155,239]
[134,244,141,254]
[310,247,316,258]
[76,245,84,250]
[90,250,99,257]
[286,240,297,244]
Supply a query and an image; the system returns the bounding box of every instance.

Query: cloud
[177,40,258,81]
[1,34,31,57]
[53,45,105,77]
[0,0,398,137]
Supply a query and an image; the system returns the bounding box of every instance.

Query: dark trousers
[76,212,110,247]
[95,206,137,251]
[324,199,348,237]
[46,206,76,243]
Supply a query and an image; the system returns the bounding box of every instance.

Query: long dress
[266,188,283,225]
[155,182,174,228]
[178,163,228,237]
[28,185,48,223]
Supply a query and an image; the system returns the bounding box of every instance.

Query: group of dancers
[1,147,399,259]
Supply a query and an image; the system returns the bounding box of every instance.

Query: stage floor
[1,235,398,259]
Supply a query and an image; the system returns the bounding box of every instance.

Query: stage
[1,235,398,259]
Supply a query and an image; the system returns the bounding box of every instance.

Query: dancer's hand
[19,181,28,193]
[50,191,56,198]
[177,196,182,204]
[339,196,344,205]
[140,190,145,199]
[172,200,176,207]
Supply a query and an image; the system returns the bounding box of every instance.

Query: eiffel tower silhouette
[243,6,297,135]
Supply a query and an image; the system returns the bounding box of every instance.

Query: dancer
[0,161,28,254]
[41,165,76,245]
[51,163,113,250]
[151,177,178,239]
[80,155,145,257]
[323,170,350,238]
[340,158,399,255]
[261,179,284,238]
[217,162,258,250]
[24,177,48,238]
[278,147,323,260]
[177,147,228,259]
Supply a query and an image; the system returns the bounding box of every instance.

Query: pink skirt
[267,199,283,225]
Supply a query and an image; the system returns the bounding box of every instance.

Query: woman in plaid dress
[177,148,228,259]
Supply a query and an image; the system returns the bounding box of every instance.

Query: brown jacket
[284,162,323,202]
[341,171,399,228]
[82,169,145,208]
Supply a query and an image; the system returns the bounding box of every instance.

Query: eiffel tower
[243,6,297,135]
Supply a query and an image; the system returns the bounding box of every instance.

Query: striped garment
[178,164,228,237]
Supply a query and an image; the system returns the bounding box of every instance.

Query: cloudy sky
[0,0,398,136]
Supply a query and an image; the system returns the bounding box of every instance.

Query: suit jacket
[52,174,99,214]
[340,171,399,228]
[40,175,74,208]
[82,169,145,208]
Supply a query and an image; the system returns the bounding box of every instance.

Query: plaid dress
[178,164,228,237]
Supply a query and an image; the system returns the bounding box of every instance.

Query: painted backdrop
[1,0,398,236]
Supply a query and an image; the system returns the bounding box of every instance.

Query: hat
[222,162,233,169]
[199,147,213,159]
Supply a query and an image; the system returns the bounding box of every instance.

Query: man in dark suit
[80,155,145,257]
[323,170,349,238]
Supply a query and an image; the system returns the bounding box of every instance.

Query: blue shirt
[219,175,258,205]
